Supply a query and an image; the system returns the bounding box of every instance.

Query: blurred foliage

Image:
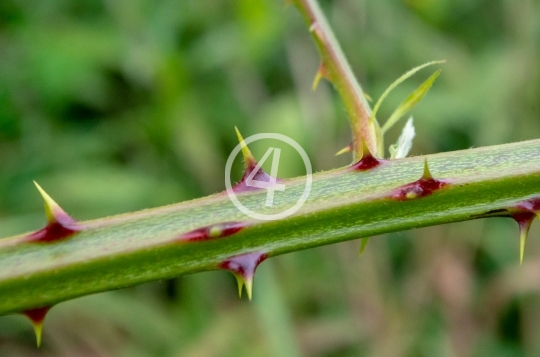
[0,0,540,356]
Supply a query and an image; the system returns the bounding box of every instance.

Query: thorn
[232,128,280,193]
[23,306,51,348]
[219,252,267,301]
[335,143,353,156]
[512,212,535,265]
[244,277,254,301]
[311,63,328,91]
[422,159,433,180]
[391,159,448,200]
[34,181,70,224]
[359,237,370,255]
[235,127,257,169]
[234,273,244,297]
[26,182,79,243]
[350,139,384,171]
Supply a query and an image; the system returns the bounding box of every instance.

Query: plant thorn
[512,212,535,265]
[350,139,384,171]
[392,159,447,200]
[34,181,73,223]
[335,143,353,156]
[232,128,280,193]
[422,159,433,180]
[219,252,267,301]
[235,127,257,169]
[23,306,51,348]
[26,182,79,243]
[359,237,370,255]
[312,63,328,91]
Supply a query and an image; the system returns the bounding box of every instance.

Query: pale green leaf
[369,60,445,124]
[381,69,441,134]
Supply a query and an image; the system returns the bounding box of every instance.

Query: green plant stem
[292,0,378,159]
[1,140,540,315]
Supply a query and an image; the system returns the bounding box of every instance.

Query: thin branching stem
[292,0,377,159]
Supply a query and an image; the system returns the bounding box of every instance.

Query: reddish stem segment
[392,176,447,200]
[350,154,385,171]
[23,306,50,325]
[24,221,80,243]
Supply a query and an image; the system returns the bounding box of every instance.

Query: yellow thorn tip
[311,71,323,91]
[335,145,352,156]
[519,223,532,266]
[422,159,433,180]
[234,273,244,298]
[359,237,370,255]
[517,217,534,265]
[33,181,60,223]
[32,321,43,348]
[234,127,255,167]
[245,278,253,301]
[311,63,328,91]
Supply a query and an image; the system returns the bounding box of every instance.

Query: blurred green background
[0,0,540,356]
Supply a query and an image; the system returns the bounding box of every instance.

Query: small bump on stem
[179,222,249,242]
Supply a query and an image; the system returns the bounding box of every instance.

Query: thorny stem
[0,4,539,349]
[292,0,378,160]
[0,140,540,315]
